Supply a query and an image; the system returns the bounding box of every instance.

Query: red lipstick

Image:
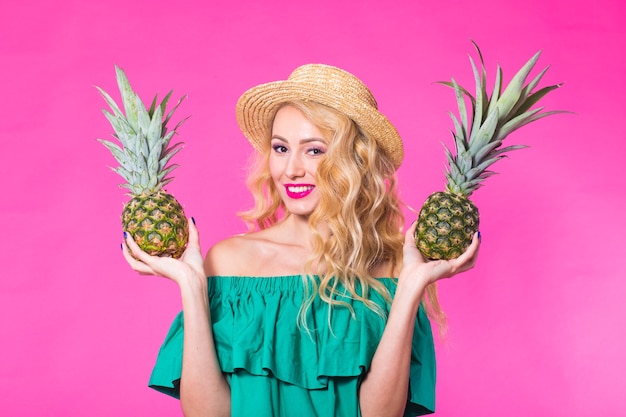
[285,184,314,199]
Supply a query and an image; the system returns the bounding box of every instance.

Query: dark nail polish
[191,217,196,225]
[478,231,482,241]
[120,243,123,251]
[123,231,128,239]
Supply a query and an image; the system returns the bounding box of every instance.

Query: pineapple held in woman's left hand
[415,43,565,260]
[97,66,189,258]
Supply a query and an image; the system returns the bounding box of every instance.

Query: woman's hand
[399,221,480,289]
[121,218,205,286]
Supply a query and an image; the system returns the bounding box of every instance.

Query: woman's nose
[285,154,305,178]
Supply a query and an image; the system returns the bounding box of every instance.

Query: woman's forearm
[359,279,424,417]
[178,276,231,417]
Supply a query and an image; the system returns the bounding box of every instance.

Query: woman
[122,64,480,417]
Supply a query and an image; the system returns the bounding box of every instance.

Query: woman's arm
[359,222,480,417]
[123,220,231,417]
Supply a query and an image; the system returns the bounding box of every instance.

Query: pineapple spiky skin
[122,191,189,258]
[415,42,564,260]
[415,192,479,260]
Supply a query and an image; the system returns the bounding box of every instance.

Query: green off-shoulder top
[149,276,436,416]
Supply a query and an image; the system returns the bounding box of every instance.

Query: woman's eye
[308,147,326,156]
[272,144,288,153]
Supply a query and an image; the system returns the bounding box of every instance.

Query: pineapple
[415,43,563,260]
[97,66,189,258]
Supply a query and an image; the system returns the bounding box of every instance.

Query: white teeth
[287,185,313,193]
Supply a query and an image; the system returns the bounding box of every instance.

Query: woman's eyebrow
[271,135,327,145]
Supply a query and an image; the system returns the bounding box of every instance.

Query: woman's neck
[277,213,330,242]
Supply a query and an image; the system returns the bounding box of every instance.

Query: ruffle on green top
[149,276,436,416]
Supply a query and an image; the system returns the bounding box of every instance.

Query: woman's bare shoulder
[204,233,262,276]
[204,225,310,277]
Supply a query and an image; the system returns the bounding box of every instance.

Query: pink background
[1,0,625,416]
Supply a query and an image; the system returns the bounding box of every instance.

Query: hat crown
[236,63,403,169]
[288,64,378,110]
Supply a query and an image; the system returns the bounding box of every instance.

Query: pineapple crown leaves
[96,65,189,195]
[440,41,566,196]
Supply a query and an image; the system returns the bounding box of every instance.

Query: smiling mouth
[285,184,315,199]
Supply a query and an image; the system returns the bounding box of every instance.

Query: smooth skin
[122,105,480,417]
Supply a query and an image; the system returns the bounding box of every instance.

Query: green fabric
[149,276,436,416]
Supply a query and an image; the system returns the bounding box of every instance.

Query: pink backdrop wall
[1,0,624,415]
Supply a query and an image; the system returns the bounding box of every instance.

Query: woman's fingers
[403,221,426,265]
[124,232,154,264]
[400,224,481,286]
[435,232,481,278]
[187,217,200,249]
[121,218,205,281]
[121,236,157,275]
[405,220,418,244]
[179,218,205,268]
[123,233,181,279]
[452,232,480,273]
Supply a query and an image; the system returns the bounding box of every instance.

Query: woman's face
[269,105,328,217]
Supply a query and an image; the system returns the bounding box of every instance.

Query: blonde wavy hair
[239,101,444,329]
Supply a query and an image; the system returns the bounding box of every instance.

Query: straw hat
[236,64,404,169]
